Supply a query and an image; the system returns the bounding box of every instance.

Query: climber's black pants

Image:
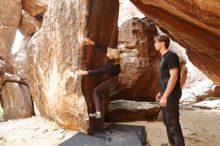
[162,93,185,146]
[92,76,119,112]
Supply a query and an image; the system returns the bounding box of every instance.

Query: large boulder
[179,61,187,88]
[130,0,220,85]
[0,104,3,121]
[1,83,33,120]
[0,59,6,86]
[26,0,119,133]
[192,99,220,110]
[0,0,22,63]
[112,17,187,101]
[19,11,42,36]
[21,0,48,17]
[181,62,220,104]
[0,57,32,120]
[12,37,31,80]
[106,100,161,122]
[112,17,160,101]
[116,2,188,102]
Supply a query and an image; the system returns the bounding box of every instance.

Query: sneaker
[89,112,101,119]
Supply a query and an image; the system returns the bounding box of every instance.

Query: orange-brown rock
[112,17,160,101]
[0,59,26,87]
[0,55,32,120]
[1,83,33,120]
[180,61,187,88]
[130,0,220,85]
[112,17,187,101]
[27,0,119,133]
[19,12,42,36]
[21,0,47,17]
[0,0,22,63]
[12,37,31,80]
[0,59,6,86]
[106,100,161,122]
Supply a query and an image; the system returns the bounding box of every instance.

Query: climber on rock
[76,38,121,119]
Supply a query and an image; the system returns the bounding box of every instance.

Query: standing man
[154,35,185,146]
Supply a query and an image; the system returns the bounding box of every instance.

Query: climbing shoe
[89,112,101,119]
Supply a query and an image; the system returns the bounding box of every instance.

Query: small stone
[34,127,40,131]
[42,129,49,134]
[53,128,59,131]
[6,137,16,143]
[58,129,65,134]
[56,133,65,139]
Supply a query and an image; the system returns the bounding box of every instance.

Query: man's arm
[160,68,178,107]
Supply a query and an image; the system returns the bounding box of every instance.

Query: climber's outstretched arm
[83,38,107,54]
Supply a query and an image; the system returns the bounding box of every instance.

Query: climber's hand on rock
[83,38,95,46]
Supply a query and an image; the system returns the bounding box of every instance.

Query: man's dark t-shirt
[159,51,181,97]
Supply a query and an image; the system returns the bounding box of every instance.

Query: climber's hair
[154,35,170,48]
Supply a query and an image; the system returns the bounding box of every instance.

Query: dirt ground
[0,106,220,146]
[0,117,77,146]
[124,106,220,146]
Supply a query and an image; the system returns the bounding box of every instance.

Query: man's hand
[160,96,167,107]
[83,38,95,46]
[75,70,88,76]
[155,92,162,101]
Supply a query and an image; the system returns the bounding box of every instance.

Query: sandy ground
[133,106,220,146]
[0,117,77,146]
[0,106,220,146]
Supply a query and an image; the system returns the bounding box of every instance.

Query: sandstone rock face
[112,18,160,101]
[21,0,48,17]
[192,99,220,110]
[0,56,33,121]
[130,0,220,85]
[0,0,22,62]
[0,104,4,121]
[1,83,33,120]
[116,2,188,102]
[179,61,187,88]
[0,59,6,86]
[181,62,220,104]
[12,37,31,80]
[27,0,119,132]
[19,12,42,36]
[106,100,161,122]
